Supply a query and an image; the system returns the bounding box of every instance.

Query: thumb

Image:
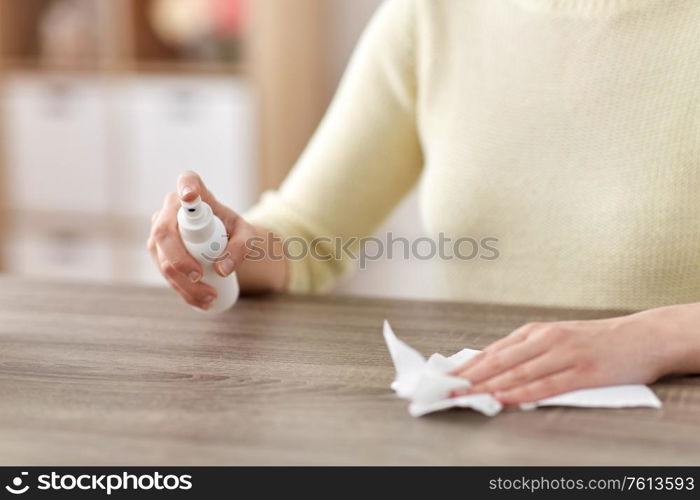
[177,170,217,206]
[214,219,254,277]
[179,185,199,203]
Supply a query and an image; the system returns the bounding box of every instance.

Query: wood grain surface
[0,276,698,465]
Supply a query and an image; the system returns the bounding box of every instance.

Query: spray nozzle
[181,196,202,217]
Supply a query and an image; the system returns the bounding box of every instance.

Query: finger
[149,234,199,300]
[214,218,254,277]
[158,245,218,307]
[454,338,549,385]
[150,195,215,308]
[177,170,219,209]
[483,322,540,354]
[153,193,203,283]
[148,234,159,265]
[466,350,573,395]
[450,322,537,376]
[165,276,212,311]
[494,369,581,405]
[147,210,160,252]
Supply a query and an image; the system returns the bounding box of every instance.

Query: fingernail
[203,295,215,303]
[181,186,193,197]
[189,271,201,283]
[218,258,235,276]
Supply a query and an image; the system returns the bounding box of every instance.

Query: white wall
[326,0,383,90]
[325,0,435,300]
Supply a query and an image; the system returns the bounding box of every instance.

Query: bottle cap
[178,196,215,243]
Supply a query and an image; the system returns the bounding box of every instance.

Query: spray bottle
[178,196,239,312]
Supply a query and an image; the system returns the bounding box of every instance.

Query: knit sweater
[246,0,700,310]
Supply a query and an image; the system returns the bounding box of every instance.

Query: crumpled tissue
[383,320,662,417]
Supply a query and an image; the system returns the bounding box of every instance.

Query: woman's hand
[450,304,700,405]
[147,171,255,310]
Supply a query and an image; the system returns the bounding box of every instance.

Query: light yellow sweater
[246,0,700,310]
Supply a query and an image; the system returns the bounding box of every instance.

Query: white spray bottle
[177,196,239,313]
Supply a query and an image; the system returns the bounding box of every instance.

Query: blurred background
[0,0,434,300]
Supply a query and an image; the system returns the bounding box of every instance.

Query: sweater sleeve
[244,0,423,293]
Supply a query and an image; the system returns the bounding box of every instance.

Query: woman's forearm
[449,300,700,405]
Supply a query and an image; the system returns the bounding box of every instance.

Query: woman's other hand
[449,304,700,405]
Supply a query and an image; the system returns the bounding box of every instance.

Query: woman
[148,0,700,405]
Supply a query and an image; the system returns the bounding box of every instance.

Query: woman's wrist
[236,224,288,294]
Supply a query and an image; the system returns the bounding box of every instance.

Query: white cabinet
[2,74,112,214]
[336,191,440,300]
[113,241,164,286]
[5,231,114,283]
[1,74,258,285]
[114,75,257,285]
[117,76,256,217]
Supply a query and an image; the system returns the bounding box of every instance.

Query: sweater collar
[510,0,665,17]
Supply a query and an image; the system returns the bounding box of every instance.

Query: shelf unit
[0,0,330,280]
[0,0,247,72]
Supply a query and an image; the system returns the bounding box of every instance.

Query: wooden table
[0,276,698,465]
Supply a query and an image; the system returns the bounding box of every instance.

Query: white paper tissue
[383,320,662,417]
